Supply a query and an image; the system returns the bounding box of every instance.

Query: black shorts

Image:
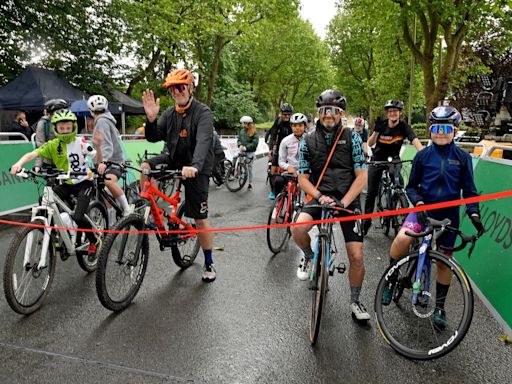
[182,174,209,219]
[301,198,363,243]
[105,164,122,180]
[145,153,171,169]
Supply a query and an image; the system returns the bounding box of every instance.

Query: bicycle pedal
[336,263,346,274]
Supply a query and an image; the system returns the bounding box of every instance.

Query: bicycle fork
[412,235,432,306]
[26,206,54,271]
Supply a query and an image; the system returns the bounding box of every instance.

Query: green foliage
[412,123,428,139]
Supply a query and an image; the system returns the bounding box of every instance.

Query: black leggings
[53,180,96,243]
[364,164,403,214]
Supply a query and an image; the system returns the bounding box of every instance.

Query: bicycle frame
[310,210,336,282]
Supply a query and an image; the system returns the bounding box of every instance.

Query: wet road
[0,159,510,383]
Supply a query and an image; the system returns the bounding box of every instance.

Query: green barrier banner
[457,158,512,334]
[0,143,38,215]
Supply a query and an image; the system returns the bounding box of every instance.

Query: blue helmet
[429,106,462,127]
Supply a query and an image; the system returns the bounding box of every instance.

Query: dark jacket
[145,99,214,175]
[9,120,33,140]
[213,131,225,157]
[406,141,479,216]
[237,128,259,153]
[267,117,292,148]
[304,122,355,196]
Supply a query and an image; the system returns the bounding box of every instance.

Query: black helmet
[316,89,347,110]
[429,106,462,127]
[384,99,404,110]
[45,99,69,115]
[280,103,294,113]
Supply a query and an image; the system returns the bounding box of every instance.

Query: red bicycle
[96,166,200,311]
[266,173,302,254]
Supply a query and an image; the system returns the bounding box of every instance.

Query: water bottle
[60,212,77,244]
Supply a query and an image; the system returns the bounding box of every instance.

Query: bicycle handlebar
[367,159,413,166]
[14,168,90,180]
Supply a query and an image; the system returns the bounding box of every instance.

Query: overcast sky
[299,0,338,39]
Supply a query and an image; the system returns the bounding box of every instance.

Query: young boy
[384,106,484,329]
[10,110,102,258]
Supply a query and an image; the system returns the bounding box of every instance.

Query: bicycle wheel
[76,201,108,273]
[392,192,409,236]
[377,183,390,236]
[125,181,141,204]
[96,214,149,311]
[266,192,290,253]
[170,202,200,269]
[226,162,247,192]
[374,250,474,360]
[3,221,56,315]
[309,237,328,345]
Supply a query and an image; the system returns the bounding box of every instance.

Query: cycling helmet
[87,95,109,112]
[162,69,195,88]
[384,99,404,110]
[429,106,462,127]
[290,113,307,124]
[240,115,253,124]
[45,99,69,115]
[316,89,347,110]
[51,110,78,144]
[354,117,364,125]
[280,103,294,113]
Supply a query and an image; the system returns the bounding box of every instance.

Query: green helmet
[51,110,78,144]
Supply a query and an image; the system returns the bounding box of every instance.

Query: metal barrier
[0,132,30,143]
[120,134,145,140]
[484,145,512,164]
[455,142,488,158]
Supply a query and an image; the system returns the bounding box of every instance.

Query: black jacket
[145,99,214,175]
[9,120,33,140]
[267,117,292,148]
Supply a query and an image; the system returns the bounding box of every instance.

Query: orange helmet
[162,69,195,88]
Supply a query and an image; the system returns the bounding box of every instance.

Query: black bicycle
[368,158,412,236]
[374,218,477,359]
[211,157,232,187]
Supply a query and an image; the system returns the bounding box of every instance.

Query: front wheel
[76,200,108,273]
[374,251,474,360]
[377,183,390,236]
[170,202,200,269]
[392,192,409,236]
[226,161,248,192]
[3,221,56,315]
[309,237,328,345]
[266,192,290,254]
[96,214,149,311]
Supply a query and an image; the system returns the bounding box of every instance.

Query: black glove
[416,206,428,226]
[470,215,484,236]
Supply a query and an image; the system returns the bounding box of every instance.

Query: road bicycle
[308,201,362,344]
[225,152,253,192]
[266,173,302,254]
[3,169,107,315]
[368,158,412,236]
[374,217,477,359]
[96,167,200,311]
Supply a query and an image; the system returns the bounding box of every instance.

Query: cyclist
[274,112,307,194]
[352,117,368,155]
[265,103,293,199]
[212,130,227,188]
[291,89,370,321]
[383,106,484,330]
[10,110,102,259]
[232,115,258,190]
[88,95,131,223]
[363,100,423,234]
[141,68,217,282]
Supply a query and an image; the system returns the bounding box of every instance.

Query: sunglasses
[430,124,454,134]
[168,84,188,93]
[318,106,343,116]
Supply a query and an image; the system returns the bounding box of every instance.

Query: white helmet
[87,95,109,112]
[290,113,307,124]
[240,115,253,124]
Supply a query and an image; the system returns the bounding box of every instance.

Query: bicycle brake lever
[467,237,477,259]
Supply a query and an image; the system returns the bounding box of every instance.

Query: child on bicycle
[88,95,131,224]
[384,105,484,330]
[10,110,102,258]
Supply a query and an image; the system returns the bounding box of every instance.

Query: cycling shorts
[402,208,459,249]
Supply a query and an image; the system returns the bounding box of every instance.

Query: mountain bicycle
[308,201,362,344]
[368,158,412,236]
[225,152,253,192]
[3,169,107,315]
[266,173,302,254]
[374,217,478,360]
[96,167,200,312]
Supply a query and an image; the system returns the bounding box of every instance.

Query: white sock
[118,194,130,212]
[108,207,116,225]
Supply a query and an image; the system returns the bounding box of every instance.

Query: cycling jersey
[372,120,416,160]
[278,133,302,170]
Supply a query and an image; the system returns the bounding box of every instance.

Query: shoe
[268,191,275,200]
[216,183,224,189]
[433,308,447,331]
[202,263,216,282]
[247,184,252,190]
[296,256,310,281]
[382,283,394,306]
[350,301,371,321]
[87,242,98,262]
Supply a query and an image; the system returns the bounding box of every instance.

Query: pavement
[0,158,511,384]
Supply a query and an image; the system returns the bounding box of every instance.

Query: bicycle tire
[76,201,108,273]
[3,221,56,315]
[125,181,141,204]
[96,214,149,311]
[392,192,409,236]
[266,192,290,254]
[226,161,248,192]
[309,237,328,345]
[377,183,390,235]
[170,202,200,269]
[374,250,474,360]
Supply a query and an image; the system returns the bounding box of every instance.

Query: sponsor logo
[428,331,458,355]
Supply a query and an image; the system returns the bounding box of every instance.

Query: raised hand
[142,89,160,123]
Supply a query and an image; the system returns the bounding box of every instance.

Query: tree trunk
[126,48,161,96]
[206,34,224,106]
